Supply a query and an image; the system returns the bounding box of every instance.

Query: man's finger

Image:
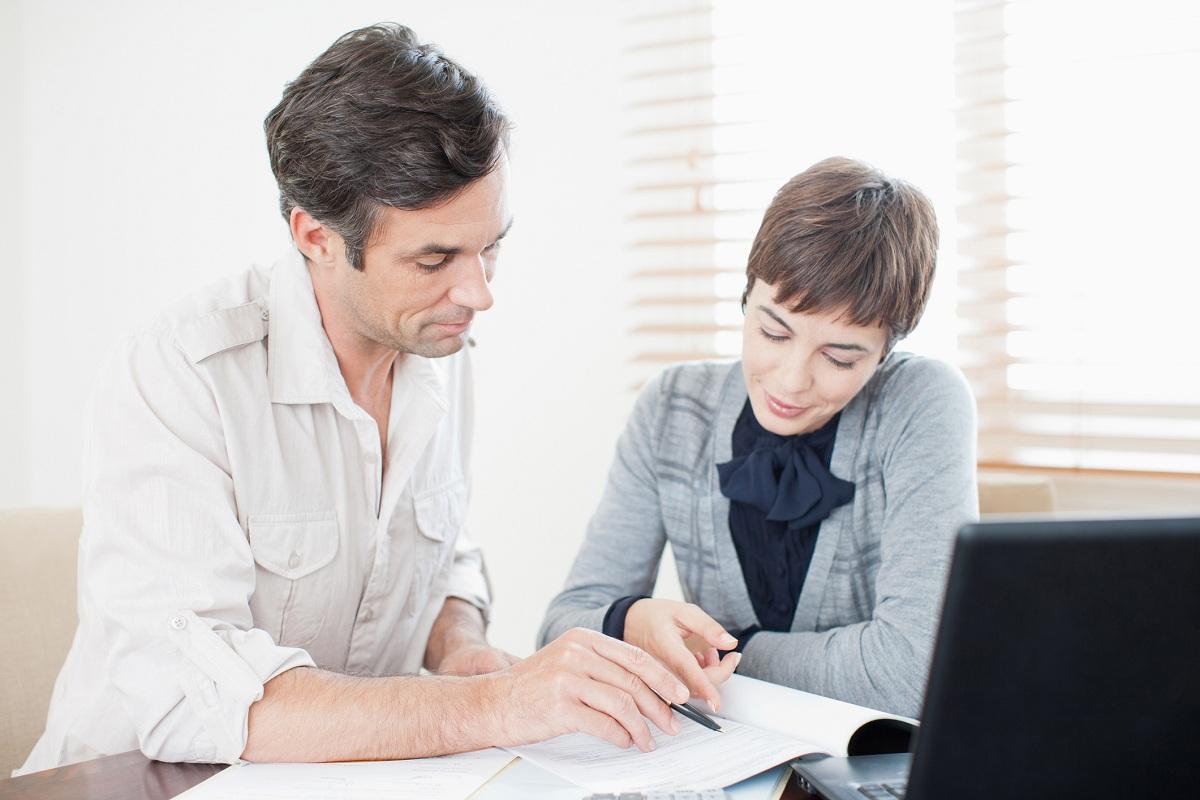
[585,632,689,704]
[578,682,656,752]
[676,603,738,651]
[584,655,679,736]
[572,705,634,750]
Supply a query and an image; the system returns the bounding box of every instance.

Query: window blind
[623,0,1199,475]
[623,0,959,387]
[953,0,1200,474]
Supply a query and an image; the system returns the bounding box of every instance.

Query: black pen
[669,700,723,733]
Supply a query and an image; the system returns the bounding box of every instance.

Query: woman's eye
[823,353,854,370]
[759,327,789,343]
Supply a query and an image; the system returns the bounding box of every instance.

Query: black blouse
[601,400,855,648]
[716,401,855,640]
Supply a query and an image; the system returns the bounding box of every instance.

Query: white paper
[509,715,818,793]
[698,674,917,757]
[173,748,514,800]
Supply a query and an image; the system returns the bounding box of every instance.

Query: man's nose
[449,258,494,312]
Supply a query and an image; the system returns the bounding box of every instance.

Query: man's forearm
[424,596,488,672]
[242,666,500,763]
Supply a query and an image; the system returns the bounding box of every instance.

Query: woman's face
[741,279,889,436]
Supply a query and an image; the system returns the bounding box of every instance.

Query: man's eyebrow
[758,305,872,352]
[405,243,462,259]
[401,217,514,259]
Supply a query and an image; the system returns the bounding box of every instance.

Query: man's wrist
[461,671,505,750]
[425,597,490,670]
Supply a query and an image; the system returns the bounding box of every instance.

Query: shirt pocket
[247,510,340,646]
[406,479,466,615]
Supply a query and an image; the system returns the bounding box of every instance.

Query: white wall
[5,1,632,655]
[1,0,29,506]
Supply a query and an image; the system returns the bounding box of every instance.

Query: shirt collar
[266,249,449,415]
[267,249,345,405]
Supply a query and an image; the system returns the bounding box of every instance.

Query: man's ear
[289,207,340,266]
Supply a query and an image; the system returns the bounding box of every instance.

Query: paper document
[695,674,917,757]
[507,674,917,793]
[510,716,816,793]
[173,748,514,800]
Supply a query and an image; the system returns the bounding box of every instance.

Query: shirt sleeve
[80,330,314,765]
[440,346,491,619]
[736,358,979,718]
[537,373,670,647]
[444,526,492,620]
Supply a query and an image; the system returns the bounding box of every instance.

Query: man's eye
[416,257,447,271]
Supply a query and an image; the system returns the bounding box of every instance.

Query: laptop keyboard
[856,781,907,798]
[582,792,729,799]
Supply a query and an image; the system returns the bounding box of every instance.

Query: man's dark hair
[265,23,510,269]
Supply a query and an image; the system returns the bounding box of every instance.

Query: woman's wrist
[601,595,650,641]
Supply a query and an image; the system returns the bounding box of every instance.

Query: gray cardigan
[538,353,978,717]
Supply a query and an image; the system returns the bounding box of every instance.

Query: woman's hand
[623,599,742,711]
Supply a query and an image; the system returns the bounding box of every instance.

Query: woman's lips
[764,391,809,419]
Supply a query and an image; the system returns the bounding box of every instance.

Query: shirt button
[169,615,188,631]
[364,450,379,465]
[360,607,373,622]
[260,307,270,321]
[288,551,302,569]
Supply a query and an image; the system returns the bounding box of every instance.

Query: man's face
[317,157,512,359]
[741,279,889,436]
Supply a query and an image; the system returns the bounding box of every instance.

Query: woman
[538,157,977,718]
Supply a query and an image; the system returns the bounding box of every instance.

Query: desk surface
[0,752,816,800]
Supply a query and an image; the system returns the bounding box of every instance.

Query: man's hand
[436,643,519,676]
[424,597,503,674]
[479,627,689,753]
[624,599,742,711]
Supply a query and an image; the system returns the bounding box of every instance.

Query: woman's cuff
[601,595,651,640]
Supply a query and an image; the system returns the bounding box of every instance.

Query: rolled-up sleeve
[444,527,492,620]
[82,331,314,765]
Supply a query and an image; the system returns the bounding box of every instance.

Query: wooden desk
[0,751,223,800]
[0,751,817,799]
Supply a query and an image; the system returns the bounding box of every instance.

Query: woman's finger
[675,603,738,651]
[703,651,743,687]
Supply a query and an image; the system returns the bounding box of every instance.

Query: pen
[669,700,723,733]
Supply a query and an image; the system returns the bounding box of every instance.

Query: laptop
[792,516,1200,799]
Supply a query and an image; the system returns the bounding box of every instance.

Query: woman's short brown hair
[743,157,939,347]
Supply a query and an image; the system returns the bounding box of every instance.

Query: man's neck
[324,323,398,410]
[308,267,399,407]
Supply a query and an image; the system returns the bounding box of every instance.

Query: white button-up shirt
[17,251,489,775]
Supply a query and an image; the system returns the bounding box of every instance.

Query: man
[17,24,736,775]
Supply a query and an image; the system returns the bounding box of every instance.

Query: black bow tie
[717,405,855,531]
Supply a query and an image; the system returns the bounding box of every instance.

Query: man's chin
[408,332,468,359]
